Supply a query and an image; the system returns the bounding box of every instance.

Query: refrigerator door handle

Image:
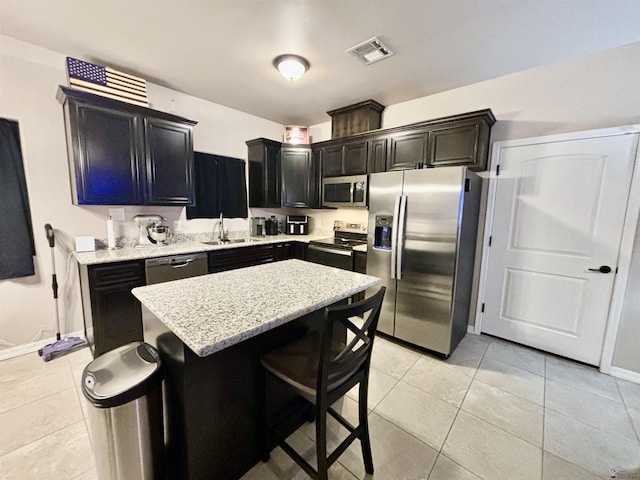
[397,195,408,280]
[391,195,401,279]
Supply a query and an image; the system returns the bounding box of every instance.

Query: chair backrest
[317,287,386,397]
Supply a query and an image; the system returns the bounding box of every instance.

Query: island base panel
[165,305,346,480]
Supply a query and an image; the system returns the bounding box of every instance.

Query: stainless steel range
[308,221,367,270]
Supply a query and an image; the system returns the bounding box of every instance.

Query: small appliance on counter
[250,217,266,237]
[133,214,173,248]
[286,215,308,235]
[265,215,279,235]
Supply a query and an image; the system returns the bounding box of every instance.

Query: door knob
[588,265,612,273]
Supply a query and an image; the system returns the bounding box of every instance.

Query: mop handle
[45,224,61,340]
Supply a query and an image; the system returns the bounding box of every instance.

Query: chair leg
[359,380,374,474]
[315,404,329,480]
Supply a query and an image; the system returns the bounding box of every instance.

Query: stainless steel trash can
[82,342,164,480]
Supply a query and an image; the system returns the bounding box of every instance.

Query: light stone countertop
[73,233,334,265]
[131,259,381,357]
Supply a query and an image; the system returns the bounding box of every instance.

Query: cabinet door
[273,243,287,262]
[368,137,388,173]
[248,139,281,208]
[321,145,344,177]
[88,262,145,357]
[388,129,429,171]
[145,118,195,205]
[282,146,317,208]
[208,245,275,273]
[290,242,307,260]
[72,103,143,205]
[428,120,488,171]
[353,251,367,302]
[343,141,368,175]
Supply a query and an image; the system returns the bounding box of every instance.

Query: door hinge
[464,178,470,192]
[481,303,485,313]
[488,236,492,247]
[496,164,500,176]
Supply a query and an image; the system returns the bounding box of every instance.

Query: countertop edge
[74,233,335,265]
[131,260,381,358]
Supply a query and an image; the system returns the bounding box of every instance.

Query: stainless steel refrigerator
[367,166,481,356]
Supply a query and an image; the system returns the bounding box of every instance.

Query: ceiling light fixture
[273,54,310,81]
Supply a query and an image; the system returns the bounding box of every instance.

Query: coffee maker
[133,215,173,247]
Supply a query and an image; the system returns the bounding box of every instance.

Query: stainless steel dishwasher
[143,253,208,348]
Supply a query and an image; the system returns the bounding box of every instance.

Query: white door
[482,134,639,365]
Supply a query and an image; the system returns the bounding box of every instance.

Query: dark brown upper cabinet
[281,144,319,208]
[428,118,492,170]
[367,137,388,174]
[387,128,430,171]
[246,139,320,208]
[319,138,368,177]
[144,118,194,205]
[316,109,495,175]
[58,86,196,206]
[246,138,281,208]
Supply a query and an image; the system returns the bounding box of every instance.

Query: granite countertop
[132,259,381,357]
[73,233,333,265]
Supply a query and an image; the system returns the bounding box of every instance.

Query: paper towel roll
[107,217,116,249]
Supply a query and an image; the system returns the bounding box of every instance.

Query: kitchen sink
[201,238,253,246]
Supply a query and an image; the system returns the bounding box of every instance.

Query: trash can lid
[81,342,163,408]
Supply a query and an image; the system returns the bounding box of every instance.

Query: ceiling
[2,0,640,126]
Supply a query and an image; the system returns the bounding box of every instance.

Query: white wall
[320,41,640,374]
[312,41,640,143]
[0,35,284,357]
[4,33,640,372]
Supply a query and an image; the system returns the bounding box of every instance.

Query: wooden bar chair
[260,286,386,480]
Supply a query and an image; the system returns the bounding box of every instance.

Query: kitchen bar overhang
[132,259,381,479]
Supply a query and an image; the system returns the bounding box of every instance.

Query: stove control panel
[333,220,367,234]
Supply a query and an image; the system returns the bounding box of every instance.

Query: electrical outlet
[109,208,125,221]
[173,221,182,232]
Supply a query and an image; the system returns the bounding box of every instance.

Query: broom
[38,224,86,361]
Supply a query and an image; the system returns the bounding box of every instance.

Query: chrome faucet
[213,212,229,243]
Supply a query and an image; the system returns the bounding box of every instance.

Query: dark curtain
[186,152,248,219]
[0,119,35,279]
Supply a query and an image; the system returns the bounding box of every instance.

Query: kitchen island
[132,259,380,480]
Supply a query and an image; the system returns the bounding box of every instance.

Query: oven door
[307,244,354,270]
[322,175,368,208]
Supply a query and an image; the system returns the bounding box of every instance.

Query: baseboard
[610,366,640,385]
[0,330,86,362]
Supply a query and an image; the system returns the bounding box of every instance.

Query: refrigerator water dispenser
[373,215,393,250]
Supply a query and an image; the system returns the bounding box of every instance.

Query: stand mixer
[133,215,173,248]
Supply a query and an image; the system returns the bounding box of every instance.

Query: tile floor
[2,334,640,479]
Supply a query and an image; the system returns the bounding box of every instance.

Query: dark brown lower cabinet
[208,244,275,273]
[80,261,145,357]
[208,241,307,273]
[274,242,307,261]
[353,250,367,302]
[81,243,310,358]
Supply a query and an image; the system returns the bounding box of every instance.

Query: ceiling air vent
[346,36,394,65]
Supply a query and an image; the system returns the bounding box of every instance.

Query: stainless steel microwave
[322,175,368,208]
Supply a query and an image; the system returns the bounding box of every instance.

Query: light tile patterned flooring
[2,334,640,479]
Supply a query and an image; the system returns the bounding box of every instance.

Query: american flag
[66,57,148,107]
